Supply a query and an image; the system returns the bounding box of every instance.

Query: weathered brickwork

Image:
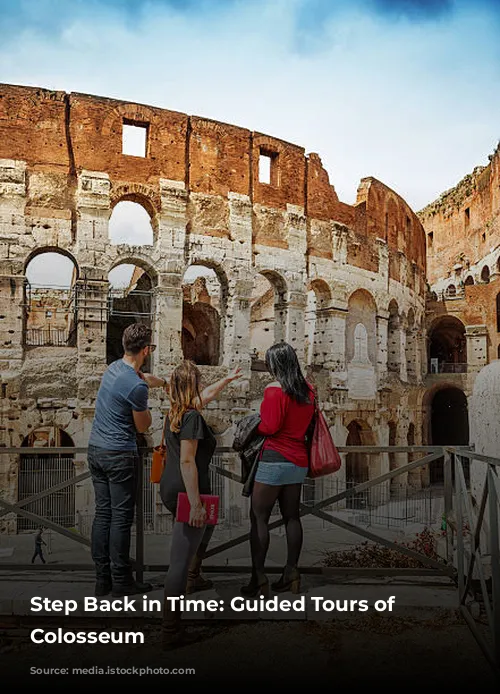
[420,143,500,384]
[0,84,429,530]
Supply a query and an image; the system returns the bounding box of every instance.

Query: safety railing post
[135,447,145,584]
[487,465,500,669]
[443,449,453,564]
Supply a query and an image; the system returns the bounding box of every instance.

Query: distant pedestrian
[31,527,46,564]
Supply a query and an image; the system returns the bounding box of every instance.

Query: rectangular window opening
[465,207,470,227]
[259,153,271,184]
[258,149,279,186]
[122,120,148,157]
[428,232,433,248]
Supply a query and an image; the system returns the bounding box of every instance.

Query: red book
[175,493,219,525]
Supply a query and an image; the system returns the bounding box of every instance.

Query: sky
[4,0,500,285]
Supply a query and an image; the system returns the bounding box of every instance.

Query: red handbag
[307,399,341,478]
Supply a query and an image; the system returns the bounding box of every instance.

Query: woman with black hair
[242,342,315,598]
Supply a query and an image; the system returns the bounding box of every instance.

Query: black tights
[249,482,303,574]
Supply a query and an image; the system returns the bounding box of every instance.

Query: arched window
[464,275,474,286]
[24,250,78,347]
[446,284,456,298]
[182,265,226,366]
[481,265,490,284]
[109,201,154,246]
[250,271,287,369]
[107,263,156,367]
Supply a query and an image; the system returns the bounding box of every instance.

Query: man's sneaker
[111,581,153,597]
[95,581,112,597]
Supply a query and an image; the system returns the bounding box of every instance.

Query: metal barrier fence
[0,445,498,675]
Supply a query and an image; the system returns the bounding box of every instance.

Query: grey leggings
[164,521,214,597]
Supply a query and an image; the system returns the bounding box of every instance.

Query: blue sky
[1,0,500,211]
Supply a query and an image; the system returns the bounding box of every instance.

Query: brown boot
[186,554,213,594]
[161,597,183,650]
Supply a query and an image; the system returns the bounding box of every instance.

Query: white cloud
[1,0,499,210]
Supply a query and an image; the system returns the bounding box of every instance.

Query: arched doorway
[106,263,156,368]
[430,387,469,485]
[18,427,75,532]
[24,249,78,347]
[428,316,467,373]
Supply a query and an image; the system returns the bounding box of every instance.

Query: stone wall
[0,83,429,528]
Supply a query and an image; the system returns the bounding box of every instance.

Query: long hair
[265,342,312,404]
[168,360,202,433]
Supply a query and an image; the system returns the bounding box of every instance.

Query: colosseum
[1,82,481,536]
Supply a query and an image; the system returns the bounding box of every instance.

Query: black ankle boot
[271,566,301,594]
[240,571,269,598]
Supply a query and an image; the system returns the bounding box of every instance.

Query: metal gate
[17,454,75,532]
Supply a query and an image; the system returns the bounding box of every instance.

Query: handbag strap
[160,414,168,447]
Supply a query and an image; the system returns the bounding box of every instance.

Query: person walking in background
[242,342,315,598]
[31,527,46,564]
[160,360,242,649]
[88,322,167,598]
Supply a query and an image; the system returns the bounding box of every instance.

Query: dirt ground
[1,611,498,689]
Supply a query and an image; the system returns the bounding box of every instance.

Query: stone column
[467,361,500,580]
[152,274,184,371]
[399,320,408,382]
[286,289,307,364]
[225,193,253,375]
[324,306,347,388]
[157,179,189,370]
[74,171,111,405]
[465,325,488,372]
[222,275,254,371]
[0,159,27,374]
[376,312,389,384]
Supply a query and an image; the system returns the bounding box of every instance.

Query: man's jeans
[88,445,138,586]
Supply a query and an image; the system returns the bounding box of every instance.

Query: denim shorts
[254,461,308,486]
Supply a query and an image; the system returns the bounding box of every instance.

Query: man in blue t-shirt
[89,322,167,597]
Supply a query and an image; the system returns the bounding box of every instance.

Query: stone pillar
[74,171,111,405]
[152,276,184,371]
[157,180,189,369]
[399,322,408,382]
[468,360,500,579]
[223,275,253,371]
[286,289,307,363]
[376,312,389,383]
[325,307,347,388]
[226,193,253,374]
[0,159,27,374]
[465,325,488,372]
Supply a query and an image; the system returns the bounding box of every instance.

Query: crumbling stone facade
[419,143,500,395]
[0,84,429,531]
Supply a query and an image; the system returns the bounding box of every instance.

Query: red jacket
[256,383,315,468]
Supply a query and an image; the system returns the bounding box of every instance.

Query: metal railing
[428,361,468,374]
[0,445,498,676]
[24,327,75,347]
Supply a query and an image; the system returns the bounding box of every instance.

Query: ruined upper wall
[418,143,500,284]
[0,83,425,275]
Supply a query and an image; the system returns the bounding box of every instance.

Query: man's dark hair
[122,323,152,355]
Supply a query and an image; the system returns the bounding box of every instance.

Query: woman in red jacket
[242,342,315,598]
